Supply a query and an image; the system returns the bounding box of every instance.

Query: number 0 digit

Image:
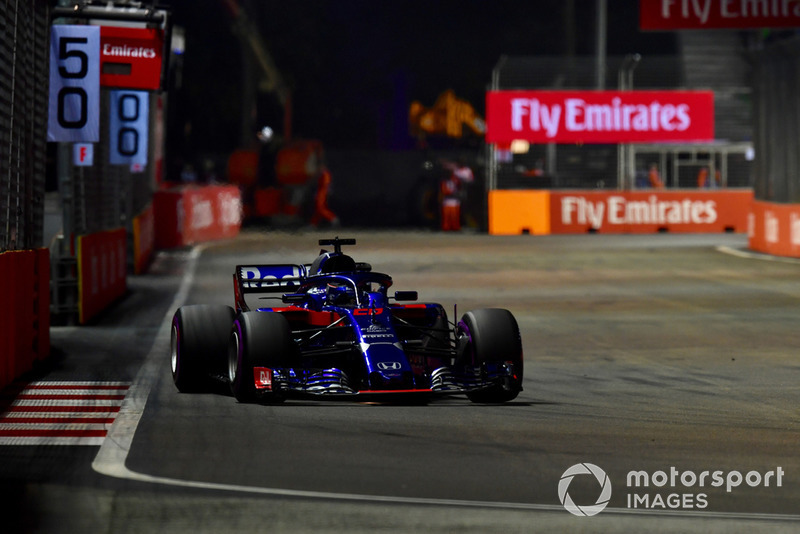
[118,127,139,156]
[57,87,88,128]
[118,94,140,121]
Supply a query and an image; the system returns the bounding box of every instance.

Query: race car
[170,237,523,403]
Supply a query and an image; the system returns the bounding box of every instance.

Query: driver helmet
[326,282,355,306]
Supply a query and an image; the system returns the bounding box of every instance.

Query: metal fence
[58,90,157,238]
[51,86,158,322]
[752,36,800,203]
[488,55,754,191]
[0,0,50,252]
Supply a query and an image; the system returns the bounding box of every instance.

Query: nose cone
[362,343,413,388]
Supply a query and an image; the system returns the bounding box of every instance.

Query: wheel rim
[456,321,475,365]
[170,324,179,375]
[228,331,240,383]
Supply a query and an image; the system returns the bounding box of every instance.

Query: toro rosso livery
[171,238,523,403]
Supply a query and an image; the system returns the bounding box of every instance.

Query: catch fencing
[488,55,754,191]
[0,0,52,389]
[0,0,50,252]
[752,36,800,203]
[57,90,157,240]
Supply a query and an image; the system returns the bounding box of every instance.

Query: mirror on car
[393,291,418,302]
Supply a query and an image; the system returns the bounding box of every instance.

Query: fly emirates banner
[486,90,714,144]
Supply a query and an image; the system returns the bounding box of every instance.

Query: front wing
[251,363,520,400]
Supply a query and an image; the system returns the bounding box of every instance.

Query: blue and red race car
[170,237,523,403]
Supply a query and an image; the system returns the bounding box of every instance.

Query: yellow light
[510,140,530,154]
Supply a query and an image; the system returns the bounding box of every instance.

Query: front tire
[458,308,524,403]
[229,311,292,403]
[171,305,235,392]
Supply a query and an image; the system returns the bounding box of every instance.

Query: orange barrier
[0,249,50,390]
[551,190,753,234]
[227,149,259,187]
[749,200,800,258]
[254,187,282,217]
[77,228,127,324]
[153,184,242,249]
[488,190,551,235]
[276,140,323,185]
[489,189,753,235]
[132,202,155,274]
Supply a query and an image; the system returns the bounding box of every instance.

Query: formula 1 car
[170,237,523,403]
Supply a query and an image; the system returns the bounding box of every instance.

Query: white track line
[717,245,800,264]
[9,399,123,407]
[22,381,131,387]
[2,412,116,419]
[3,436,106,446]
[91,244,800,522]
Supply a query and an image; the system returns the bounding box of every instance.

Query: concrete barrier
[489,189,753,235]
[132,202,155,274]
[749,200,800,258]
[0,249,50,390]
[77,228,127,324]
[488,190,550,235]
[153,184,242,249]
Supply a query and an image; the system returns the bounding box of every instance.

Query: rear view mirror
[393,291,418,302]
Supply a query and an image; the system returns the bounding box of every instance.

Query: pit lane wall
[0,249,50,390]
[78,229,127,325]
[77,185,241,325]
[132,202,154,275]
[153,184,242,249]
[489,189,753,235]
[748,200,800,258]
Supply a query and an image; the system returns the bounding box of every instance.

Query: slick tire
[229,311,292,403]
[458,308,524,403]
[171,305,235,393]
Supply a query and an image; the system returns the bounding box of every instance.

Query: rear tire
[458,308,524,403]
[229,312,292,403]
[171,305,235,392]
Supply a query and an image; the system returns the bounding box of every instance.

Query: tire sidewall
[458,308,523,402]
[172,305,235,392]
[230,311,292,403]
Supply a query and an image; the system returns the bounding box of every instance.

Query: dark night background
[168,1,676,156]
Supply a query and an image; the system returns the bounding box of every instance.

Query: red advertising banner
[100,27,163,90]
[154,185,242,249]
[1,249,50,389]
[486,90,714,144]
[640,0,800,30]
[749,200,800,258]
[78,228,127,324]
[132,203,155,275]
[1,251,32,388]
[550,189,752,234]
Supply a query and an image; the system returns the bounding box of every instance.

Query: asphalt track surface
[3,230,800,533]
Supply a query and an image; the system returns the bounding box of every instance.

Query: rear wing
[234,264,308,311]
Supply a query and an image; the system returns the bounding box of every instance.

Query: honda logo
[377,361,402,371]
